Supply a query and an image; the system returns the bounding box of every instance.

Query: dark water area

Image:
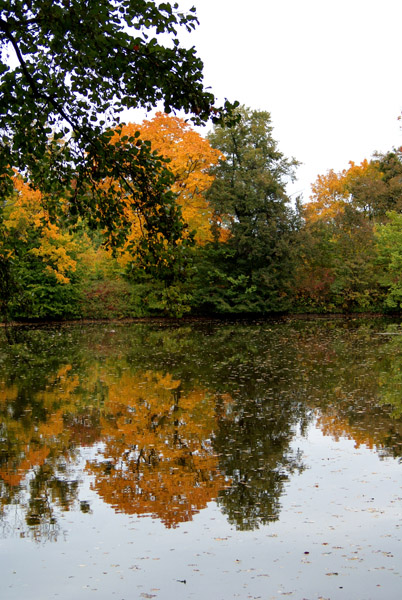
[0,318,401,599]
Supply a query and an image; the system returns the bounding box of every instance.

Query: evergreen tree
[195,106,299,314]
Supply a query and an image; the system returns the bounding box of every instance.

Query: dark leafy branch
[0,1,238,248]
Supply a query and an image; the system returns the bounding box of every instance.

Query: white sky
[172,0,402,200]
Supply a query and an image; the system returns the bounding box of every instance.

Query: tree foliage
[296,151,402,312]
[0,174,82,319]
[375,211,402,309]
[305,151,402,224]
[109,112,223,261]
[0,0,238,243]
[0,111,227,319]
[196,105,299,313]
[0,1,240,317]
[129,112,224,244]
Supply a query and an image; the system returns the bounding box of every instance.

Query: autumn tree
[106,112,223,268]
[304,151,402,224]
[0,175,83,319]
[303,161,378,224]
[116,113,224,246]
[304,169,349,224]
[296,158,392,311]
[77,112,224,317]
[0,0,237,212]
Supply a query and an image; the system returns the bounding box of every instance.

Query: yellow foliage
[3,175,78,283]
[30,223,77,283]
[304,169,348,223]
[305,159,380,224]
[343,159,382,189]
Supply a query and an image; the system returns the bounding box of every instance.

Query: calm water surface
[0,318,401,599]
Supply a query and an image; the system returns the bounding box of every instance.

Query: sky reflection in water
[0,318,401,599]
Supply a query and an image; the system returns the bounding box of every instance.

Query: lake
[0,318,401,599]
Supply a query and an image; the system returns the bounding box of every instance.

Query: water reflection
[86,371,228,527]
[0,319,401,541]
[215,392,305,530]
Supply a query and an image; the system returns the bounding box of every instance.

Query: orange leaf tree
[110,113,224,263]
[0,1,239,317]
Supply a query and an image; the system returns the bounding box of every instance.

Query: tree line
[2,106,402,320]
[1,1,402,320]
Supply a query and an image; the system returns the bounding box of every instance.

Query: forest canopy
[2,100,402,320]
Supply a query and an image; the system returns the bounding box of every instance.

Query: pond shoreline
[0,311,399,328]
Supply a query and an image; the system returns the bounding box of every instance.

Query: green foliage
[375,211,402,309]
[201,106,299,313]
[294,211,383,314]
[79,278,193,319]
[8,257,81,320]
[139,281,193,318]
[321,207,381,312]
[292,216,337,312]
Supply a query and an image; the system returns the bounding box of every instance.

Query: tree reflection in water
[0,319,402,541]
[86,371,228,528]
[215,392,306,531]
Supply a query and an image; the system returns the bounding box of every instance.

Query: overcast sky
[172,0,402,200]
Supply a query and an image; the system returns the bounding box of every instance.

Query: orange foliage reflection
[317,412,379,449]
[0,364,94,488]
[86,371,229,527]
